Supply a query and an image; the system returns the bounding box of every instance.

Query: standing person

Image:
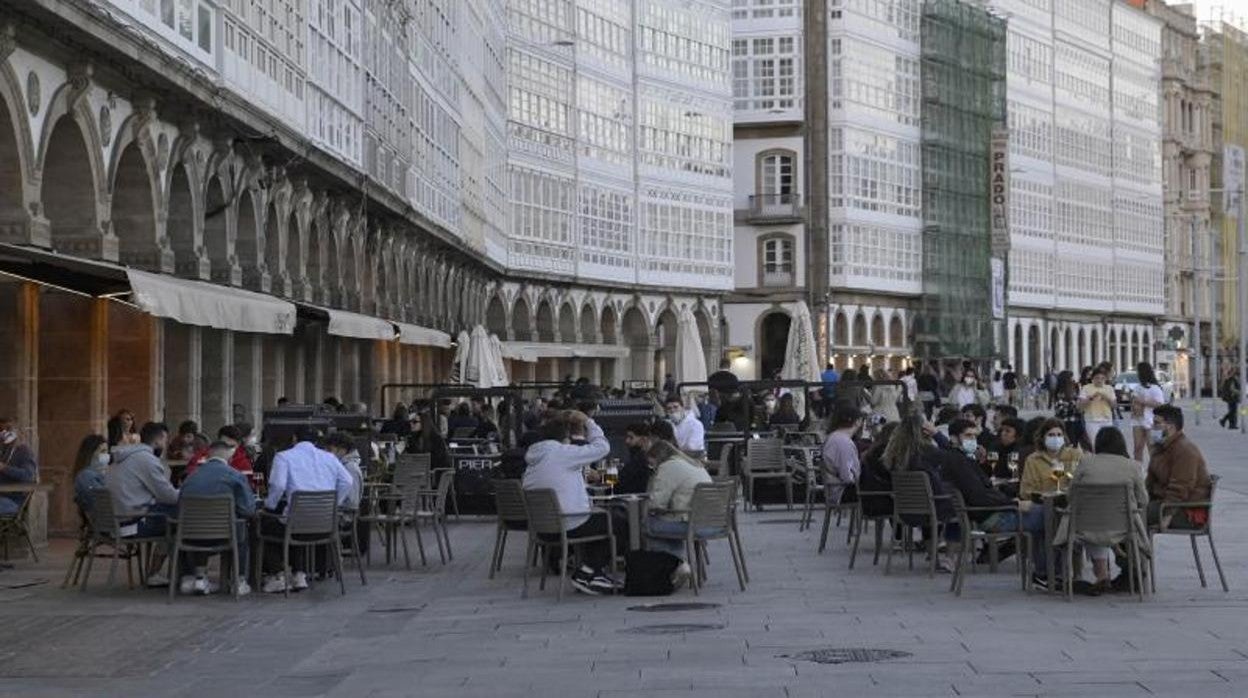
[1078,367,1116,449]
[769,393,803,429]
[990,369,1005,405]
[1128,362,1166,462]
[1054,371,1086,451]
[870,369,902,423]
[947,369,984,409]
[900,367,918,403]
[0,418,38,516]
[662,374,676,395]
[1218,367,1240,430]
[665,395,706,457]
[820,362,841,415]
[1002,364,1019,407]
[916,363,941,419]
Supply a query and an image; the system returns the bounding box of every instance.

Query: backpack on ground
[623,550,681,596]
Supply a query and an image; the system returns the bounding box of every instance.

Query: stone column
[163,321,202,428]
[1021,328,1031,382]
[284,334,305,404]
[303,327,324,404]
[232,333,264,428]
[200,328,234,434]
[0,281,38,444]
[261,334,285,407]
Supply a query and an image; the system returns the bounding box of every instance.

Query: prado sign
[989,127,1010,256]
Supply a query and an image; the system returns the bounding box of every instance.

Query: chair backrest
[744,438,785,474]
[1204,474,1220,533]
[429,469,454,512]
[176,495,236,540]
[493,480,527,523]
[688,482,734,530]
[394,453,431,491]
[1067,482,1133,538]
[286,490,339,535]
[522,488,567,536]
[891,471,936,519]
[87,488,120,537]
[452,427,477,439]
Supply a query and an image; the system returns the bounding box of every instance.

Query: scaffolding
[915,0,1007,362]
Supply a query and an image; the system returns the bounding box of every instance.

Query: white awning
[325,308,397,341]
[397,322,452,348]
[500,341,629,362]
[125,269,296,335]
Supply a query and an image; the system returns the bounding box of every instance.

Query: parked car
[1114,370,1175,409]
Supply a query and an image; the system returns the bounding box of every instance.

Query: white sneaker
[261,574,288,594]
[671,562,693,589]
[178,575,198,594]
[233,579,252,597]
[198,577,220,595]
[291,571,309,591]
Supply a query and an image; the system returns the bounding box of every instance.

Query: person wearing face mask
[1019,419,1081,500]
[947,370,984,410]
[664,395,705,457]
[0,418,39,517]
[1145,405,1211,530]
[72,434,110,513]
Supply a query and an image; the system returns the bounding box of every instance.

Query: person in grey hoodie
[106,422,178,537]
[522,411,621,595]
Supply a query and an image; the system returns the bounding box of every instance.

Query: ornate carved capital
[66,60,94,112]
[0,21,16,62]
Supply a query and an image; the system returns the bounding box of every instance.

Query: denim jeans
[0,497,18,516]
[981,506,1047,572]
[644,516,726,560]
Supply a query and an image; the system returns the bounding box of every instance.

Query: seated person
[1019,419,1081,500]
[768,394,803,430]
[446,403,480,437]
[990,404,1019,434]
[323,431,369,557]
[1146,405,1211,529]
[617,422,653,495]
[106,422,178,535]
[522,411,621,596]
[1066,426,1147,593]
[0,418,39,516]
[644,440,713,588]
[72,435,110,514]
[260,427,356,594]
[821,405,864,504]
[177,440,256,596]
[665,395,705,457]
[474,406,501,440]
[959,404,992,446]
[184,425,254,480]
[989,417,1027,481]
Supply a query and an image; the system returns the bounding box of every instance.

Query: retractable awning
[500,341,630,362]
[296,305,397,341]
[396,322,452,348]
[126,269,296,335]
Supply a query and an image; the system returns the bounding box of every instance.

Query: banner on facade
[990,257,1005,321]
[1225,145,1245,218]
[989,127,1010,256]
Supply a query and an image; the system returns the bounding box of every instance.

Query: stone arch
[324,225,341,305]
[559,302,578,343]
[852,311,867,347]
[512,296,533,341]
[600,304,619,345]
[621,304,651,382]
[166,161,204,277]
[833,311,849,346]
[486,294,507,336]
[40,112,103,255]
[111,145,164,269]
[694,306,714,369]
[1131,329,1140,365]
[0,60,38,240]
[1028,324,1041,377]
[888,313,904,348]
[342,231,360,311]
[870,312,885,349]
[535,298,556,342]
[758,308,793,381]
[263,198,284,294]
[305,210,324,302]
[655,306,679,386]
[235,188,262,290]
[1142,330,1151,363]
[580,303,598,343]
[203,174,232,283]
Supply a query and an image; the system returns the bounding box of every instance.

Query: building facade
[0,0,731,535]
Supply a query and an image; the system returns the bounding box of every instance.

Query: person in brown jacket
[1145,405,1211,530]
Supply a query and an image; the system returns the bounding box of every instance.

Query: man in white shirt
[664,395,705,457]
[260,428,355,593]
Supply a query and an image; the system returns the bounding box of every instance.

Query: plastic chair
[0,493,39,563]
[1062,482,1148,601]
[338,506,369,586]
[648,482,747,594]
[256,491,345,598]
[79,489,167,591]
[846,487,892,569]
[167,495,243,602]
[359,456,428,569]
[521,488,617,601]
[948,492,1032,597]
[416,470,454,564]
[885,471,952,578]
[739,438,794,510]
[1150,474,1227,592]
[489,480,528,579]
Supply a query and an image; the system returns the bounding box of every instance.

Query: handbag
[623,550,681,596]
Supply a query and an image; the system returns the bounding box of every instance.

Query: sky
[1189,0,1248,25]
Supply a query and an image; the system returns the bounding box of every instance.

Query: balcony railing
[746,193,803,223]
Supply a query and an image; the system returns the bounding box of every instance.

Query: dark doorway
[758,312,792,381]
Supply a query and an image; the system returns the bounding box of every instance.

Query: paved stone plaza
[1,409,1246,698]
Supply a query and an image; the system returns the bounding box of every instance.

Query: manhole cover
[780,648,912,665]
[619,623,724,635]
[627,602,722,612]
[757,518,805,525]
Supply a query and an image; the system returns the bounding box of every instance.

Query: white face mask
[95,452,110,467]
[963,377,975,386]
[0,430,15,445]
[1150,428,1166,444]
[1044,435,1064,453]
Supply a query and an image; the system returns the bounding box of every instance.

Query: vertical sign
[989,127,1010,256]
[1225,145,1245,218]
[990,257,1005,320]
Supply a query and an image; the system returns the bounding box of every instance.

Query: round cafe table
[588,491,649,551]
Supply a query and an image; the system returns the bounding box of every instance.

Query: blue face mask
[1150,428,1165,444]
[960,439,978,456]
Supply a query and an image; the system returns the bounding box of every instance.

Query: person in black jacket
[616,422,653,495]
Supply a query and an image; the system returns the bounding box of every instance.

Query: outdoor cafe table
[0,483,54,494]
[589,488,648,551]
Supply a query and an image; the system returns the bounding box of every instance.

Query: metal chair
[338,507,369,586]
[489,480,528,579]
[61,507,92,588]
[416,470,454,564]
[948,492,1032,597]
[647,482,746,594]
[1150,474,1227,592]
[885,471,952,578]
[0,493,39,562]
[256,491,345,598]
[847,487,892,569]
[359,456,428,569]
[739,438,794,510]
[79,489,167,591]
[167,495,243,602]
[1063,482,1148,601]
[521,488,617,601]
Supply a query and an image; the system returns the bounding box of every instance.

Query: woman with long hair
[1019,418,1081,499]
[1129,362,1165,461]
[72,434,109,511]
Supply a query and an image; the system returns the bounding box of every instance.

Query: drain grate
[627,602,722,612]
[779,648,912,665]
[619,623,725,635]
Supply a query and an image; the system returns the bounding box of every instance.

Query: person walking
[1128,362,1166,462]
[1218,367,1240,430]
[1078,367,1116,450]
